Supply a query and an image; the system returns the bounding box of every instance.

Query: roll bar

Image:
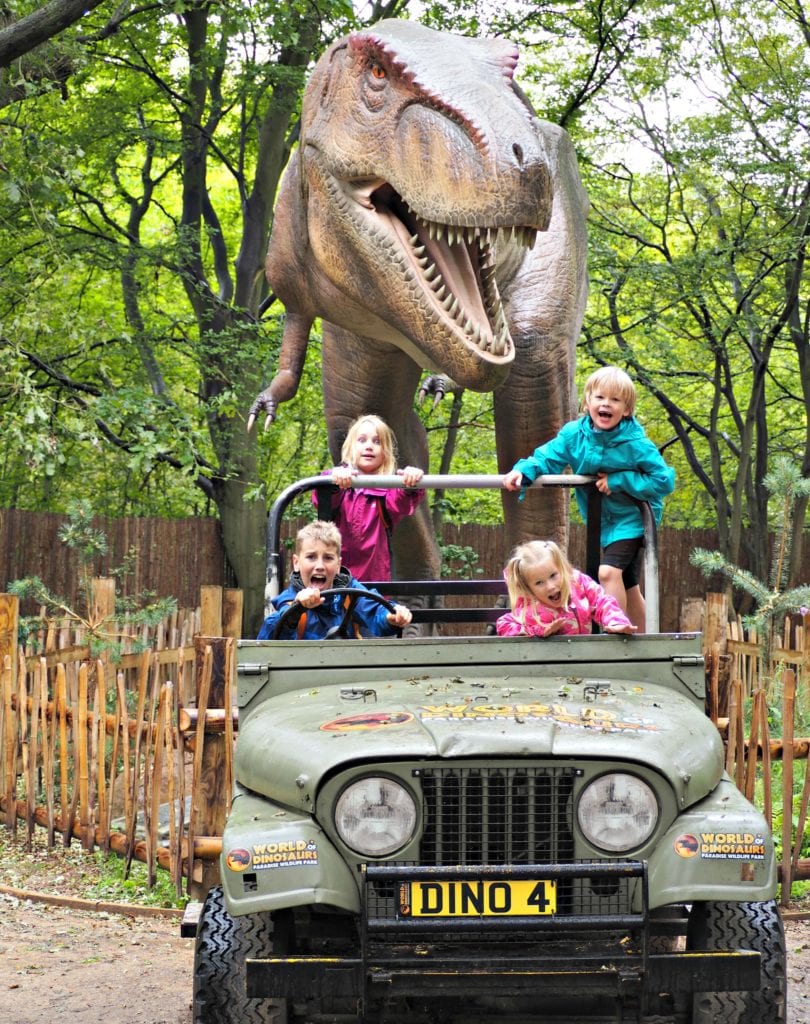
[265,474,659,632]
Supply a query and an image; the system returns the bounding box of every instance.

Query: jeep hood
[235,673,723,812]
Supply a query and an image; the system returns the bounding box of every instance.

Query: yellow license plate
[399,879,556,918]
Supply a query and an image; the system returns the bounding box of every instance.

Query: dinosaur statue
[249,18,589,578]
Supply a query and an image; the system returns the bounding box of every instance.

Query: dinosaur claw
[247,394,279,432]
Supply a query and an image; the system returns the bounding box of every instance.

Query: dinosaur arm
[247,311,313,431]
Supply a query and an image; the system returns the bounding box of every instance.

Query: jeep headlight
[335,776,418,857]
[577,773,658,852]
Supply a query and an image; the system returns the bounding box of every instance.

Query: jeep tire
[687,900,786,1022]
[193,884,288,1024]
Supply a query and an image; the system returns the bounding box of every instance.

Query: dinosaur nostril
[513,143,524,165]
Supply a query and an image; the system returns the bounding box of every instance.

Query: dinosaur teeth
[392,204,515,358]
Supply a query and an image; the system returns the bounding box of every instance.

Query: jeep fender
[647,776,777,908]
[219,790,360,917]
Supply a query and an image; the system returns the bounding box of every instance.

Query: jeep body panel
[221,631,776,923]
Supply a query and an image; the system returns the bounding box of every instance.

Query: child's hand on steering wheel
[387,604,412,627]
[296,588,325,609]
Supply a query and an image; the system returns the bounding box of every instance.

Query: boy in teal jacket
[503,366,675,631]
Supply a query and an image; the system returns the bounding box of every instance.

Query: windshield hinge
[237,663,268,675]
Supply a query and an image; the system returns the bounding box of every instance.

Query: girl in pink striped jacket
[496,540,637,638]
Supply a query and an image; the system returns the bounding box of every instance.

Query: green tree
[581,1,810,583]
[690,458,810,667]
[1,1,408,634]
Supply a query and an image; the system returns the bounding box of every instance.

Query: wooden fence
[0,508,232,614]
[1,588,808,901]
[4,505,810,633]
[701,593,810,904]
[0,585,240,900]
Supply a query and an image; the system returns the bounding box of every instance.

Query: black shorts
[602,537,644,589]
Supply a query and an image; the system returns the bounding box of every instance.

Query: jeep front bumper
[245,862,760,1011]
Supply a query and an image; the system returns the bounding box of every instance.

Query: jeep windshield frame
[264,474,660,632]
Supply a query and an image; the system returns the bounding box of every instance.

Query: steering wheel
[271,587,399,640]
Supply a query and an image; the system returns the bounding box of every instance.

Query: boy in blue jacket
[503,366,675,631]
[258,521,412,640]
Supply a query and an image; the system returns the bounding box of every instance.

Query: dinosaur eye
[370,62,386,80]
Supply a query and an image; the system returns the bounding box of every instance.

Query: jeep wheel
[193,884,289,1024]
[687,900,786,1022]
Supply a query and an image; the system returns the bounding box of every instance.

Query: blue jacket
[257,568,396,640]
[512,415,675,546]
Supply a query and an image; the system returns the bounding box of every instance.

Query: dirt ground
[0,893,194,1023]
[0,873,808,1024]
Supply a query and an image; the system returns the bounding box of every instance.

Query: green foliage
[690,458,810,664]
[578,1,810,578]
[438,540,483,579]
[8,500,177,658]
[758,760,810,868]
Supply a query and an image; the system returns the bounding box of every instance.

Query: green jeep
[192,475,786,1024]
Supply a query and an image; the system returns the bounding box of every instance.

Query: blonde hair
[582,366,637,417]
[295,520,342,555]
[340,414,398,475]
[504,540,573,615]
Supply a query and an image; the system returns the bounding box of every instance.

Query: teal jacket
[512,415,675,546]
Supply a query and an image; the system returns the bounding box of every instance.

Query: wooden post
[781,669,796,906]
[91,577,116,630]
[91,578,116,849]
[725,678,741,781]
[0,594,18,698]
[0,594,19,836]
[704,594,730,717]
[679,597,704,633]
[77,662,92,851]
[707,643,721,723]
[221,590,241,820]
[200,586,223,637]
[189,633,232,900]
[222,589,244,641]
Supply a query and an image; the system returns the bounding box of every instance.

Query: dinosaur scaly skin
[253,20,589,578]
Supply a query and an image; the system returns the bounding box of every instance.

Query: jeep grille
[417,766,576,865]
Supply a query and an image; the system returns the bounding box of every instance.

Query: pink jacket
[313,476,424,582]
[496,570,633,637]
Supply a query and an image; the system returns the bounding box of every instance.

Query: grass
[0,828,187,910]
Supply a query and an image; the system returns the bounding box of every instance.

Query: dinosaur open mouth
[352,179,532,360]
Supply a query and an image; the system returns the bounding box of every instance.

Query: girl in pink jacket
[496,540,637,638]
[315,414,424,582]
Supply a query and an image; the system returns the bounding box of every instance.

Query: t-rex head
[266,19,556,392]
